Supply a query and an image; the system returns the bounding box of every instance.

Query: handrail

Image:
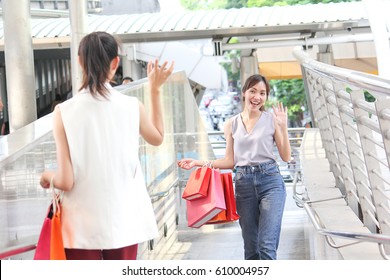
[0,244,37,260]
[303,202,390,260]
[293,46,390,98]
[293,183,390,260]
[0,179,180,260]
[294,45,390,259]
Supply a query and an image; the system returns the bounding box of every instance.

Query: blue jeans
[234,160,286,260]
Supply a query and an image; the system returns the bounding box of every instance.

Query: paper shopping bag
[50,195,66,260]
[182,166,212,200]
[34,181,66,260]
[207,172,240,224]
[186,168,226,228]
[34,204,54,260]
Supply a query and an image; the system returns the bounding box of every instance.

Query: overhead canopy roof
[0,1,370,50]
[1,1,384,83]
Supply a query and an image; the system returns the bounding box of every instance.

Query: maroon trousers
[65,244,138,260]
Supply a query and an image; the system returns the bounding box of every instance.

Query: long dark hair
[241,74,270,111]
[78,31,119,98]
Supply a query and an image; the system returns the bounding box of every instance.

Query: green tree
[180,0,360,10]
[225,0,247,8]
[247,0,284,7]
[269,79,307,126]
[247,0,359,7]
[220,38,241,90]
[180,0,228,10]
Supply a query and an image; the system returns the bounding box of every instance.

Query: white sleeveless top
[231,112,276,167]
[58,85,158,249]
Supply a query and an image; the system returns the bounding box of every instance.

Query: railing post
[376,99,390,167]
[326,82,359,216]
[310,75,343,191]
[321,81,346,194]
[300,67,316,128]
[374,98,390,255]
[333,86,365,221]
[350,91,382,233]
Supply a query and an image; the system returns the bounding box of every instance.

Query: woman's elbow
[280,153,291,162]
[55,178,74,192]
[278,144,291,162]
[150,137,164,146]
[150,134,164,146]
[63,184,74,192]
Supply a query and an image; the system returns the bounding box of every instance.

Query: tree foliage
[180,0,360,10]
[179,0,227,10]
[269,79,307,126]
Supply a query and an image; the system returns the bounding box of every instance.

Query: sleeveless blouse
[58,85,158,249]
[231,112,276,167]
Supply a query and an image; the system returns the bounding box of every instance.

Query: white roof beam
[222,33,389,51]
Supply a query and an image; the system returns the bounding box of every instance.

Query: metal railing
[293,46,390,259]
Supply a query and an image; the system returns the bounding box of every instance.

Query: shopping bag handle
[50,176,64,214]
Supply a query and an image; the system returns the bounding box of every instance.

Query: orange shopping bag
[50,193,66,260]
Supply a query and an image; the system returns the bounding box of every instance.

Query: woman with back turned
[39,31,174,260]
[178,74,291,260]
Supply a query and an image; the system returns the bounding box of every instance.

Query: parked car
[228,91,241,104]
[208,95,237,120]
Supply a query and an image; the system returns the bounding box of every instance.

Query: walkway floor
[161,182,310,260]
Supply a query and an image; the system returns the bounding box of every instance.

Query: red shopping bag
[182,166,212,200]
[207,172,240,224]
[34,204,53,260]
[34,189,66,260]
[186,168,226,228]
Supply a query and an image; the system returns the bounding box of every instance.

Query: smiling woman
[178,74,291,260]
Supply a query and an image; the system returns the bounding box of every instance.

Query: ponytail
[78,31,119,98]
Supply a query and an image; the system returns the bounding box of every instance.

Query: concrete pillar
[363,0,390,78]
[317,51,334,65]
[3,0,37,132]
[121,44,144,81]
[240,56,259,86]
[0,68,7,119]
[69,0,88,97]
[122,59,144,81]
